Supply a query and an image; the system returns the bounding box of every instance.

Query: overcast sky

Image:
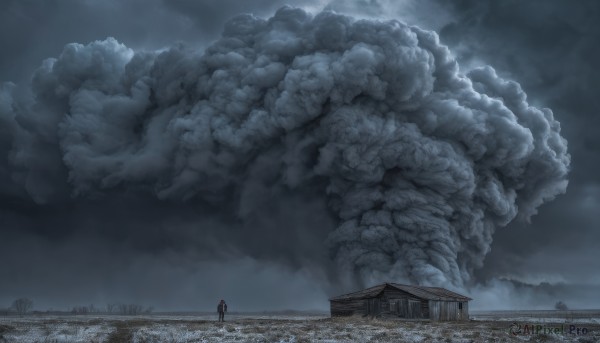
[1,0,598,312]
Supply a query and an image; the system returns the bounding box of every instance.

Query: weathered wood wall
[330,299,366,316]
[380,286,427,319]
[460,301,469,320]
[428,301,469,321]
[386,298,423,318]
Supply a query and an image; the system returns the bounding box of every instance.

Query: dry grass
[1,315,599,342]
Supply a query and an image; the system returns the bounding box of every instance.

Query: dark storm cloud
[0,4,569,306]
[0,0,335,311]
[438,0,600,182]
[0,0,196,83]
[324,0,454,31]
[433,0,600,289]
[0,0,328,84]
[162,0,325,37]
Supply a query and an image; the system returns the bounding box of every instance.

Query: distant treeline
[1,298,153,316]
[71,303,153,315]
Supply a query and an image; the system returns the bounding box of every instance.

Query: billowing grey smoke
[0,7,569,288]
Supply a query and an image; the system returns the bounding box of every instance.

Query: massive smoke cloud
[0,7,569,289]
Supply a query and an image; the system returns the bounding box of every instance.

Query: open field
[471,310,600,324]
[0,312,599,342]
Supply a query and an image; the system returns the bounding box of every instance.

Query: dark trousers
[218,311,225,322]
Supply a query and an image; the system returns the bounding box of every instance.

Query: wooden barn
[329,283,471,321]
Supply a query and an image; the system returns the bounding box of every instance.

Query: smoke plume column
[0,7,569,289]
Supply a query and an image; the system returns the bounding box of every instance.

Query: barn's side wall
[428,301,470,321]
[378,286,426,319]
[330,299,366,316]
[460,301,469,320]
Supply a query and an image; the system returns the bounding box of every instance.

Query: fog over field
[1,0,599,313]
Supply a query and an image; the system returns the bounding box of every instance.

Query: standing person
[217,299,227,322]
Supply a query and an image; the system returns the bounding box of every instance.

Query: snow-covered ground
[0,312,598,342]
[0,316,115,343]
[471,310,600,324]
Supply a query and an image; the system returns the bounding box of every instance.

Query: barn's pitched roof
[329,283,472,301]
[389,283,472,301]
[422,287,473,301]
[328,283,387,301]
